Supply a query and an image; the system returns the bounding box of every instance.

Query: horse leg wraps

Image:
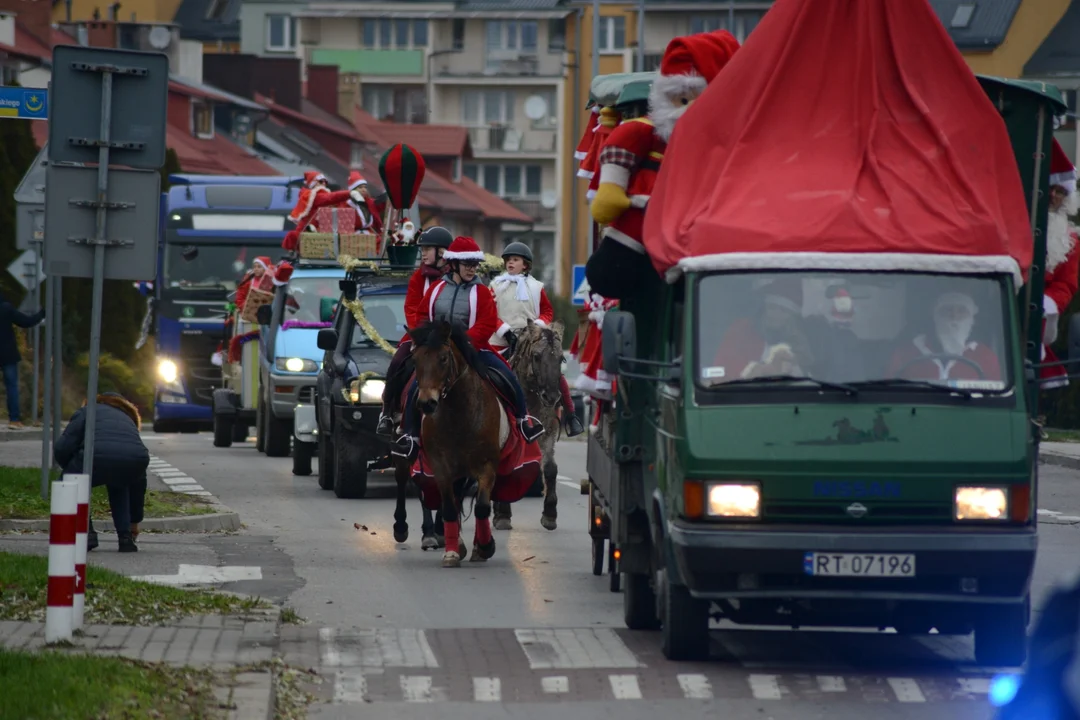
[444,521,461,554]
[475,516,493,546]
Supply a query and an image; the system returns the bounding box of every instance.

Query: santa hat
[348,171,368,191]
[272,262,294,287]
[578,107,620,182]
[303,170,328,189]
[443,236,485,262]
[652,29,741,101]
[575,108,600,161]
[757,276,802,315]
[1051,138,1077,195]
[830,287,854,323]
[253,256,272,272]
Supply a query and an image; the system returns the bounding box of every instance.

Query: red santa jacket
[420,279,501,357]
[402,266,445,344]
[596,117,667,251]
[1044,230,1080,319]
[283,189,353,251]
[886,335,1002,383]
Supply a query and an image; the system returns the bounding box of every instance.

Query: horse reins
[440,343,468,399]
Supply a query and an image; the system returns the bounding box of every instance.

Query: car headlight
[707,482,760,518]
[275,357,318,373]
[359,379,385,404]
[954,486,1008,521]
[157,359,178,383]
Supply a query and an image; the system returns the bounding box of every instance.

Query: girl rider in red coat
[376,226,454,437]
[392,236,544,461]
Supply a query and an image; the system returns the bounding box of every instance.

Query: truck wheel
[591,537,605,576]
[212,413,234,448]
[265,411,293,458]
[974,600,1028,667]
[661,570,710,660]
[232,424,249,442]
[255,388,266,453]
[293,441,314,476]
[152,420,176,434]
[333,427,369,499]
[624,572,660,630]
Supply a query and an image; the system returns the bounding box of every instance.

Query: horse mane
[510,321,562,386]
[410,320,486,376]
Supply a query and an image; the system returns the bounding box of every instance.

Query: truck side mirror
[255,304,272,326]
[602,310,636,372]
[339,279,358,301]
[317,328,339,351]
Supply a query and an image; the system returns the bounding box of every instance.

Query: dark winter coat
[53,393,149,488]
[0,291,45,366]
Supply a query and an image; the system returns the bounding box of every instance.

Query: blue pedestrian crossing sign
[572,264,588,306]
[0,86,47,119]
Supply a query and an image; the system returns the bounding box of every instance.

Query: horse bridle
[513,331,562,410]
[439,342,468,400]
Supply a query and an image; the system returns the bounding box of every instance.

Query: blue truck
[151,175,302,433]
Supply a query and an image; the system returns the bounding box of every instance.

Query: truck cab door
[653,281,685,510]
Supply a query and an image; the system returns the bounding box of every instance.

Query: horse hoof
[469,547,486,562]
[394,528,409,543]
[471,538,496,561]
[436,534,446,548]
[494,518,512,531]
[442,551,461,568]
[421,535,439,550]
[541,515,557,531]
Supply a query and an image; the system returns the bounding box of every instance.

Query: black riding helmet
[418,226,454,249]
[501,241,533,263]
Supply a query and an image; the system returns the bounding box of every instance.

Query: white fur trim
[651,72,708,100]
[468,285,477,328]
[534,319,547,327]
[586,189,597,202]
[1045,294,1060,317]
[427,280,446,319]
[600,226,646,254]
[598,164,630,189]
[444,250,485,261]
[668,252,1023,287]
[577,168,595,179]
[574,151,587,160]
[271,276,288,287]
[349,177,367,190]
[288,186,328,224]
[1051,171,1077,195]
[628,194,650,209]
[252,258,269,270]
[496,322,511,338]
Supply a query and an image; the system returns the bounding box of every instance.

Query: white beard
[650,103,688,143]
[935,317,973,356]
[648,73,706,143]
[1047,205,1078,273]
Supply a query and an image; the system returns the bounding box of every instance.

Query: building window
[599,16,625,52]
[548,19,566,51]
[413,19,429,47]
[529,90,557,129]
[363,86,427,124]
[951,3,976,28]
[525,165,542,196]
[461,163,545,198]
[266,15,295,52]
[192,101,214,139]
[350,143,364,168]
[485,21,538,53]
[452,19,465,51]
[453,156,462,182]
[463,163,478,183]
[363,86,394,121]
[363,18,428,48]
[690,12,763,43]
[462,90,515,125]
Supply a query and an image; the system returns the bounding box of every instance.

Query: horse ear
[551,321,564,343]
[437,320,453,342]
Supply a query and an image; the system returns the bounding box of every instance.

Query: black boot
[520,416,544,443]
[376,413,395,437]
[565,413,585,437]
[118,532,138,553]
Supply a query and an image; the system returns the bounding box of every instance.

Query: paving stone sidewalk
[0,614,281,720]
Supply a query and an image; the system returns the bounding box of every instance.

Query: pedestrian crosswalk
[282,625,1000,706]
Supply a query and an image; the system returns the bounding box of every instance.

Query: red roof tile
[351,108,469,156]
[257,94,368,144]
[456,177,532,223]
[14,25,51,60]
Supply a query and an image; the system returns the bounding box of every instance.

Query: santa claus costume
[577,106,621,203]
[886,292,1002,384]
[585,29,741,298]
[1041,139,1080,390]
[233,256,274,316]
[575,291,619,400]
[347,172,385,237]
[283,171,333,252]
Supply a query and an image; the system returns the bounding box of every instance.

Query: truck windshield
[696,272,1011,393]
[350,295,407,347]
[164,243,278,291]
[283,277,342,323]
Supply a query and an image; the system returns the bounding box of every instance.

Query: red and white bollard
[45,480,78,643]
[69,474,90,630]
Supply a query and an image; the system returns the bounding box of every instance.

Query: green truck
[586,74,1067,666]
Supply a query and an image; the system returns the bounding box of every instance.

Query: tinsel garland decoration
[228,330,261,363]
[478,253,504,278]
[340,297,397,356]
[338,254,412,278]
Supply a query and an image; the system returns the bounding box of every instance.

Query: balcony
[509,198,556,227]
[310,48,425,77]
[433,49,563,80]
[467,125,556,155]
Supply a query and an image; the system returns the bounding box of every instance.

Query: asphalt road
[10,433,1080,719]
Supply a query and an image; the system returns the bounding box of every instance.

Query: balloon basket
[387,245,418,267]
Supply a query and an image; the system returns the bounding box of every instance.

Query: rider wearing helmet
[490,242,585,437]
[375,226,453,437]
[394,236,545,460]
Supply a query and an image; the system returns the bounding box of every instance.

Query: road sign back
[47,45,169,169]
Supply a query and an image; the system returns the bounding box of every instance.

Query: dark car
[311,273,407,499]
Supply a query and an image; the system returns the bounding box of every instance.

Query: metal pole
[39,274,54,500]
[52,277,62,452]
[81,70,115,488]
[728,0,735,31]
[636,0,645,71]
[569,8,583,277]
[29,242,40,425]
[591,0,600,80]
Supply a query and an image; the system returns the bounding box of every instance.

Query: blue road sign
[572,264,588,306]
[0,86,47,119]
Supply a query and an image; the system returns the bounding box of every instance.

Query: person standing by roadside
[0,290,45,428]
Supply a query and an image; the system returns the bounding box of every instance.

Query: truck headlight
[954,486,1008,521]
[157,359,178,383]
[707,483,761,518]
[358,379,385,404]
[276,357,318,373]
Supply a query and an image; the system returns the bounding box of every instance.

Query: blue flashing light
[989,673,1021,707]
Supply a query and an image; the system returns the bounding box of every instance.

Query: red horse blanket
[404,377,541,510]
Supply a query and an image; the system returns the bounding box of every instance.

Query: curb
[0,423,155,442]
[229,671,275,720]
[0,510,241,533]
[1040,450,1080,472]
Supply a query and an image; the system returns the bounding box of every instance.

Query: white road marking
[473,677,501,702]
[169,484,204,492]
[400,676,446,702]
[159,476,195,485]
[887,678,927,703]
[677,673,713,699]
[133,564,262,585]
[541,676,569,694]
[334,671,367,703]
[183,490,213,496]
[817,675,847,693]
[514,628,641,669]
[958,678,991,694]
[154,470,188,477]
[608,674,642,700]
[318,628,439,668]
[748,674,783,700]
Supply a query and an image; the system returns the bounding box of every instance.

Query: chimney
[338,73,359,120]
[203,54,303,112]
[306,64,340,117]
[0,0,53,48]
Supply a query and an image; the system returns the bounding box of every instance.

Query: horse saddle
[482,360,517,410]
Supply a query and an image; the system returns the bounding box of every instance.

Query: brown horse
[409,320,503,567]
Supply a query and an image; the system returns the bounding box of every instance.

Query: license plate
[803,552,915,577]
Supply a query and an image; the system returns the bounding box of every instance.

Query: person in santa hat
[585,29,741,299]
[283,171,333,252]
[1041,138,1080,391]
[376,226,454,438]
[574,289,619,400]
[347,172,385,237]
[712,277,814,380]
[233,256,274,315]
[886,291,1001,383]
[488,241,585,437]
[393,236,544,461]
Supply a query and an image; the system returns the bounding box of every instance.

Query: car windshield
[163,243,279,291]
[283,277,341,323]
[696,272,1011,393]
[351,294,407,347]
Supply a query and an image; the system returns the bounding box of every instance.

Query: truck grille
[763,501,952,525]
[298,387,314,404]
[179,332,223,406]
